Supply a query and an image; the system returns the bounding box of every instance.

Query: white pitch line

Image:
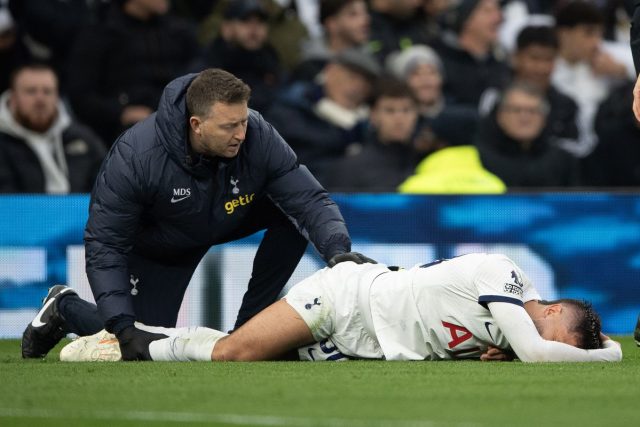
[0,408,482,427]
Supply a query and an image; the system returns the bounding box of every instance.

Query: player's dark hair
[516,26,558,51]
[186,68,251,117]
[554,1,604,29]
[371,78,417,106]
[9,63,57,90]
[539,299,602,350]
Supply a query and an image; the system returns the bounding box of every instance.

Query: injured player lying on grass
[60,253,623,363]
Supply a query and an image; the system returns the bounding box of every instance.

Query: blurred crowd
[0,0,638,194]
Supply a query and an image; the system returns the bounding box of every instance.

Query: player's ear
[543,304,563,317]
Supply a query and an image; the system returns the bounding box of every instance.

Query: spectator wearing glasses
[475,82,579,187]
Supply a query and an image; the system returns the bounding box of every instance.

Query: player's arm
[488,302,622,362]
[84,139,144,335]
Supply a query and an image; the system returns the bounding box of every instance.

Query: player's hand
[116,326,167,361]
[633,75,640,122]
[328,252,377,268]
[480,346,514,362]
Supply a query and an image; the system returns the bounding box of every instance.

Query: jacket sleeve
[258,114,352,262]
[84,139,145,333]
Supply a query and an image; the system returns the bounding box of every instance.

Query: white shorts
[284,261,390,359]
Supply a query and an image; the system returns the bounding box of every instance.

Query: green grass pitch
[1,338,639,427]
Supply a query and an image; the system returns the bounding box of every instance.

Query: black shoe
[21,285,77,358]
[634,315,640,347]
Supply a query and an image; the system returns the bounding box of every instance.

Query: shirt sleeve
[475,255,537,308]
[488,302,622,362]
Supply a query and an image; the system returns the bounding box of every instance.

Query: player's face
[9,69,59,133]
[531,303,580,347]
[407,63,442,106]
[371,96,418,142]
[331,0,370,46]
[513,45,557,90]
[189,102,248,158]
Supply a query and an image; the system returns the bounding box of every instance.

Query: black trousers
[60,198,308,335]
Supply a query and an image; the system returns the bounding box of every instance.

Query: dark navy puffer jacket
[84,73,351,329]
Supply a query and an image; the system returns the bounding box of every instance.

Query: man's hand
[328,252,377,268]
[480,346,514,362]
[633,74,640,122]
[116,326,167,361]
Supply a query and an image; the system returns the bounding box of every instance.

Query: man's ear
[189,116,202,136]
[543,304,563,317]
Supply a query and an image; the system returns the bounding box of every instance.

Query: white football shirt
[368,253,540,360]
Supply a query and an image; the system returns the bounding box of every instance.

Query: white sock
[135,322,189,337]
[148,327,228,361]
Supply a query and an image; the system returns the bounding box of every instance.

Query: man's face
[558,24,603,62]
[130,0,169,15]
[513,44,557,90]
[324,64,372,109]
[371,96,418,143]
[496,89,547,144]
[387,0,423,18]
[462,0,502,45]
[225,16,269,51]
[423,0,453,17]
[9,69,59,133]
[190,102,249,158]
[407,63,442,106]
[328,0,370,46]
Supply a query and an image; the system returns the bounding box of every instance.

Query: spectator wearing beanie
[431,0,510,108]
[386,44,479,149]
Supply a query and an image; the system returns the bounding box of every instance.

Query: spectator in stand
[433,0,510,108]
[266,48,380,185]
[66,0,199,146]
[479,26,580,151]
[367,0,428,62]
[7,0,107,84]
[0,1,18,93]
[291,0,370,83]
[475,82,579,187]
[552,0,634,158]
[386,44,479,151]
[420,0,454,44]
[324,79,421,192]
[193,0,284,114]
[196,1,309,73]
[0,64,105,193]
